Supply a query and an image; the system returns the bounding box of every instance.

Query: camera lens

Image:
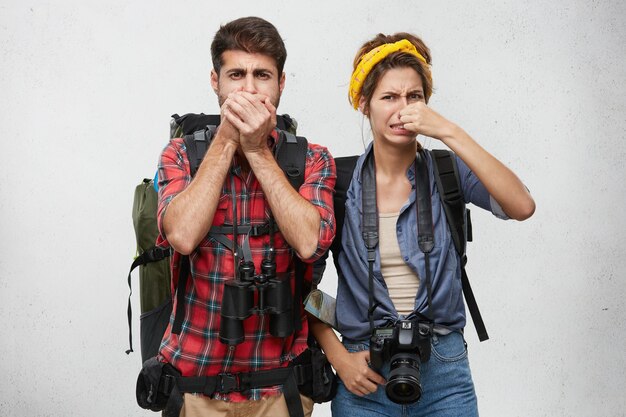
[386,352,422,404]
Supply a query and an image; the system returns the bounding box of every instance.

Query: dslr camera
[369,319,432,404]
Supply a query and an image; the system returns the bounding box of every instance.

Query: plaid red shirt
[155,129,335,401]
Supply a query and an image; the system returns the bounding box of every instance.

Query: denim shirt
[335,144,508,341]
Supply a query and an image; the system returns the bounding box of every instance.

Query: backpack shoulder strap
[430,149,467,261]
[311,155,359,288]
[273,129,309,334]
[429,149,488,341]
[331,156,359,264]
[183,126,218,177]
[274,129,308,190]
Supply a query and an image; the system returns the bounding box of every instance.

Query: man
[155,16,336,417]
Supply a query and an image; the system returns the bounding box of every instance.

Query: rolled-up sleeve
[298,144,336,262]
[456,154,510,220]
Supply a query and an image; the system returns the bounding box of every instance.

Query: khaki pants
[179,393,314,417]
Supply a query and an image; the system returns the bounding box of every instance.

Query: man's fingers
[225,92,272,131]
[223,109,246,131]
[230,91,270,115]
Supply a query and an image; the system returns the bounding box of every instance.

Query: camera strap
[362,149,435,333]
[413,153,435,319]
[361,151,380,333]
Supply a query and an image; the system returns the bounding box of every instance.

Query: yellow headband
[349,39,430,110]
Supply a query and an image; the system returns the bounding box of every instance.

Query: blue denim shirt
[336,144,508,340]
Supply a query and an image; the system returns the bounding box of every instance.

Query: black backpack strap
[275,130,308,190]
[183,126,217,177]
[293,259,307,333]
[171,255,190,335]
[430,149,467,259]
[126,246,172,354]
[430,149,488,341]
[274,129,309,333]
[311,155,358,301]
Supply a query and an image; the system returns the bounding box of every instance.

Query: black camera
[219,259,294,345]
[369,320,432,404]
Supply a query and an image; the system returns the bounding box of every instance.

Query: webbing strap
[414,154,435,319]
[209,223,278,237]
[361,152,380,334]
[209,233,253,264]
[183,126,217,177]
[283,370,305,417]
[293,259,306,333]
[275,131,307,190]
[126,246,172,354]
[174,364,311,394]
[172,255,190,335]
[462,268,489,341]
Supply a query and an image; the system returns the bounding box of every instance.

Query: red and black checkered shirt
[155,130,336,401]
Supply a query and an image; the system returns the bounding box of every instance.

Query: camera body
[219,260,294,345]
[369,319,432,404]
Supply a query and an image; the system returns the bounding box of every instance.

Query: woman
[310,33,535,416]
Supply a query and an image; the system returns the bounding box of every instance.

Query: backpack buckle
[250,224,270,236]
[218,373,239,394]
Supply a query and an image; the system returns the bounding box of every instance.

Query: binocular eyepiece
[219,260,294,345]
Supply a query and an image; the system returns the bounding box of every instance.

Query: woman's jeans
[331,331,478,417]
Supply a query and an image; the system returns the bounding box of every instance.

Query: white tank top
[378,212,420,316]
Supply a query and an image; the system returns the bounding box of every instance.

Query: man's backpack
[126,113,308,362]
[326,150,488,341]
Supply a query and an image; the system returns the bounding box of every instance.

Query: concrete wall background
[1,1,625,416]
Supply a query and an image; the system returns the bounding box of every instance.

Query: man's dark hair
[211,16,287,75]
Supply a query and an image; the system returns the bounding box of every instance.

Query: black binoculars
[219,259,294,345]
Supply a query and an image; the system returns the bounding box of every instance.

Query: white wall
[1,1,625,416]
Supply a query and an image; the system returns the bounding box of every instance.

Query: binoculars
[219,259,294,345]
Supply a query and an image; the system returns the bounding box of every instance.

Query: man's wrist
[243,143,273,160]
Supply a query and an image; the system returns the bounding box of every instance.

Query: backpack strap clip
[217,373,239,394]
[145,246,172,263]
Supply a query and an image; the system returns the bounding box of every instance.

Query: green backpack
[127,113,307,362]
[128,179,172,361]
